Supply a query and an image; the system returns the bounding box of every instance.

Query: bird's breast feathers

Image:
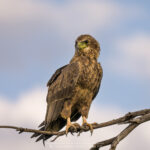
[72,56,101,92]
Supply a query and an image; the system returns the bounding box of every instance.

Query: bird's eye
[84,40,89,44]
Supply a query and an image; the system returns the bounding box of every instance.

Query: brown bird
[31,34,103,143]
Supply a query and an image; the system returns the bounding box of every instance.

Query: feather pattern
[45,62,80,129]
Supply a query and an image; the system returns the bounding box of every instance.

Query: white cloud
[108,33,150,80]
[0,0,147,71]
[0,0,146,37]
[0,87,150,150]
[0,0,123,72]
[0,0,122,35]
[0,87,47,126]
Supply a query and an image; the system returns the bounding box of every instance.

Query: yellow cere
[78,41,87,50]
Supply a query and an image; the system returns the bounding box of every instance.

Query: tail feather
[31,127,44,138]
[31,117,66,143]
[36,134,52,144]
[32,110,81,143]
[38,121,45,128]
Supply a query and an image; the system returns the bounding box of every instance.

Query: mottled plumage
[31,34,103,142]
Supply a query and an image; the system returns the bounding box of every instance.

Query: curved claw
[82,122,93,135]
[66,118,79,135]
[82,116,94,135]
[66,124,77,135]
[77,129,82,136]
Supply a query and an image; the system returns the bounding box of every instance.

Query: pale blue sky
[0,0,150,111]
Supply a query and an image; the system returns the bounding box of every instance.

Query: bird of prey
[31,34,103,142]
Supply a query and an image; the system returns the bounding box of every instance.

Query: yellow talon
[66,118,77,135]
[82,116,93,135]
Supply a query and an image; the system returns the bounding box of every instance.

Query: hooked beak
[77,42,87,50]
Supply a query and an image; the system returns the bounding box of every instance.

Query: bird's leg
[65,118,77,135]
[61,100,80,134]
[82,116,93,135]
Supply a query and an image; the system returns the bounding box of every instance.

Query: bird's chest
[77,59,99,91]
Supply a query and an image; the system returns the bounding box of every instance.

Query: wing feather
[45,62,80,130]
[92,63,103,100]
[47,65,67,87]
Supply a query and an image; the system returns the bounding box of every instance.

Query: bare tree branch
[0,109,150,150]
[90,112,150,150]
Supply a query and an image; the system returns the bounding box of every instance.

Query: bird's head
[75,34,100,59]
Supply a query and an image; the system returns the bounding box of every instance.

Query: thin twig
[0,125,62,135]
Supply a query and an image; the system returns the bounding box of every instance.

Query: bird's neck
[70,54,97,64]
